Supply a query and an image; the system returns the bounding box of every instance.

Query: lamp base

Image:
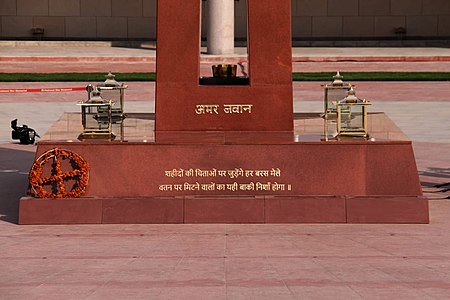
[77,132,116,141]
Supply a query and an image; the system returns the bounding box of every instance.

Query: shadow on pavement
[0,146,35,224]
[420,167,450,200]
[420,167,450,186]
[111,41,156,50]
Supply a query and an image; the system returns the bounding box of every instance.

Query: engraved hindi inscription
[159,167,292,193]
[195,104,253,115]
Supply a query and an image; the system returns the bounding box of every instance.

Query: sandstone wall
[0,0,449,40]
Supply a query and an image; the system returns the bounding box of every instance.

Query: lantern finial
[104,72,120,87]
[343,87,358,103]
[88,87,105,104]
[332,71,344,86]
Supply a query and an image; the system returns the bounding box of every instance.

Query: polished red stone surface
[265,196,346,223]
[18,108,427,224]
[19,195,427,225]
[19,198,102,225]
[30,140,421,198]
[346,196,429,224]
[102,198,184,224]
[155,0,293,132]
[184,197,265,224]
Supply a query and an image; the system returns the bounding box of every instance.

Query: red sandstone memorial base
[19,120,429,224]
[19,196,429,225]
[18,0,429,224]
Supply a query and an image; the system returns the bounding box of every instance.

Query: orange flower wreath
[28,148,90,198]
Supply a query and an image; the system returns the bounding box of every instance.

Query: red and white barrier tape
[0,87,86,94]
[237,59,248,77]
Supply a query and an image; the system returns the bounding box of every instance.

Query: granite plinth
[19,196,429,225]
[156,0,293,132]
[18,112,428,224]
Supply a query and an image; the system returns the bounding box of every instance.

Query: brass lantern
[77,88,115,141]
[335,88,371,137]
[322,72,352,115]
[96,72,128,122]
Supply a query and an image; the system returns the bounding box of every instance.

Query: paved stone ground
[0,199,449,299]
[0,45,449,299]
[2,43,450,74]
[1,82,449,144]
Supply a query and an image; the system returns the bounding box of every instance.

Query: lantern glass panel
[326,87,349,113]
[98,87,123,112]
[82,104,112,133]
[339,105,363,131]
[336,103,370,137]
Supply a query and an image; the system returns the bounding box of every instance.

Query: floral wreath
[28,148,90,198]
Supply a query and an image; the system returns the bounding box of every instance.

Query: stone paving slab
[3,61,450,73]
[2,45,450,73]
[2,81,450,104]
[0,44,449,298]
[0,174,449,300]
[2,43,450,59]
[1,188,449,298]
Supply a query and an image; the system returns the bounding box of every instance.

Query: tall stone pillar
[207,0,235,55]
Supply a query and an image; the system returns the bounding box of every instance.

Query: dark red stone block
[365,143,423,196]
[265,196,346,223]
[223,131,295,144]
[155,131,226,144]
[34,142,423,199]
[247,0,292,85]
[155,131,295,145]
[346,197,429,224]
[19,197,102,225]
[102,198,184,224]
[155,0,293,132]
[184,196,265,223]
